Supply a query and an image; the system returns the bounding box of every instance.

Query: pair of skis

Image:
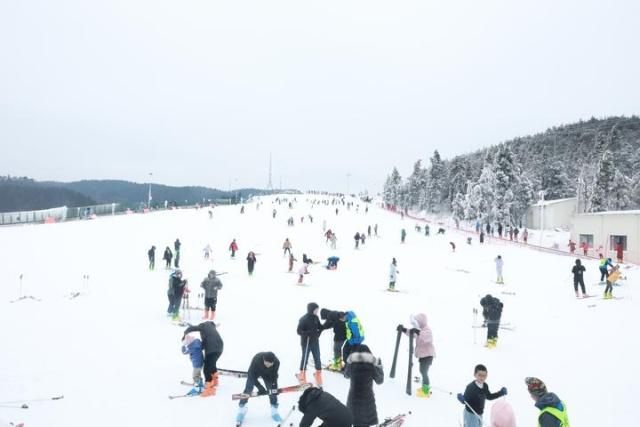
[169,369,249,399]
[389,327,416,396]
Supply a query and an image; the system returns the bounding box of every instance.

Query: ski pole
[19,273,23,299]
[301,336,310,372]
[463,400,488,426]
[0,395,64,405]
[473,308,478,345]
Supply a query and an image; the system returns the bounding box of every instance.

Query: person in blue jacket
[326,256,340,270]
[181,332,204,395]
[342,311,365,363]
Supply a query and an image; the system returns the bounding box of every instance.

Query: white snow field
[0,195,637,427]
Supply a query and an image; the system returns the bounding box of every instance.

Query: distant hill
[0,177,96,213]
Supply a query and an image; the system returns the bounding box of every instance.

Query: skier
[615,242,624,263]
[580,241,589,256]
[490,399,516,427]
[604,264,621,299]
[229,239,238,258]
[367,225,372,237]
[283,238,292,256]
[342,311,365,364]
[400,228,407,243]
[181,331,204,396]
[524,377,570,427]
[424,224,430,236]
[325,229,333,244]
[167,269,188,320]
[163,246,173,269]
[236,352,282,424]
[456,364,507,427]
[513,227,519,242]
[450,241,456,252]
[200,270,223,320]
[479,231,485,244]
[240,205,245,214]
[320,309,347,371]
[288,253,297,272]
[523,228,529,244]
[389,258,399,291]
[298,387,353,427]
[571,259,586,298]
[330,233,337,249]
[494,255,504,284]
[497,223,503,237]
[246,251,257,275]
[399,313,435,398]
[296,302,324,386]
[360,232,366,246]
[322,220,327,232]
[298,263,309,284]
[326,256,340,270]
[148,245,156,270]
[203,244,212,259]
[480,295,503,348]
[272,208,277,219]
[354,232,361,249]
[567,240,576,254]
[598,255,613,283]
[182,321,224,397]
[344,344,384,427]
[174,238,181,268]
[374,224,378,236]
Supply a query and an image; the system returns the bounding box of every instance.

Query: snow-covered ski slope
[0,195,637,426]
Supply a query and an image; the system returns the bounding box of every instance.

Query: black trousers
[203,352,221,382]
[487,321,499,340]
[574,279,586,294]
[300,339,322,371]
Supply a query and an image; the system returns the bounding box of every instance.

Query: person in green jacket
[525,377,570,427]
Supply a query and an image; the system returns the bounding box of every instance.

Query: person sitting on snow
[326,256,340,270]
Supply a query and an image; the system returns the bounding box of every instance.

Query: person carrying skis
[182,321,224,397]
[167,269,188,320]
[494,255,504,284]
[456,364,507,427]
[296,302,324,387]
[524,377,570,427]
[163,246,173,269]
[229,239,238,258]
[401,228,407,243]
[480,295,503,348]
[354,232,361,249]
[598,255,613,283]
[344,344,384,427]
[246,251,257,275]
[200,270,223,320]
[236,352,282,424]
[174,238,181,268]
[389,258,399,291]
[399,313,435,398]
[320,309,347,371]
[298,387,353,427]
[342,311,365,363]
[571,259,586,298]
[181,331,204,396]
[604,264,621,299]
[148,245,156,270]
[282,238,292,256]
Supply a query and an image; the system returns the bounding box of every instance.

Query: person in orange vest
[604,264,622,299]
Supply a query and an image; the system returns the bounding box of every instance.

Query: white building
[526,197,577,230]
[570,210,640,263]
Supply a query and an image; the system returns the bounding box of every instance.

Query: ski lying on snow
[232,383,312,401]
[472,324,514,331]
[181,370,248,385]
[378,411,411,426]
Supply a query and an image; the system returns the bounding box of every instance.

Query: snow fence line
[385,208,638,268]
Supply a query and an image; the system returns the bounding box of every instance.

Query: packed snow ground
[0,195,637,426]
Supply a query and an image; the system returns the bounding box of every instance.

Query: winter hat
[209,270,216,277]
[525,377,547,397]
[307,302,319,314]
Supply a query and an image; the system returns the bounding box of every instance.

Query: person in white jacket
[494,255,504,284]
[389,258,399,290]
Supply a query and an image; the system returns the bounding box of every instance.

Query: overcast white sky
[1,0,639,193]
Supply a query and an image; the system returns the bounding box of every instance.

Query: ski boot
[235,405,248,426]
[295,370,307,384]
[171,312,180,321]
[186,378,203,396]
[200,373,218,397]
[328,358,342,371]
[416,384,431,398]
[313,370,323,388]
[271,404,283,423]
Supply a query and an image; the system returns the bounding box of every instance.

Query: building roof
[533,197,576,207]
[578,210,640,216]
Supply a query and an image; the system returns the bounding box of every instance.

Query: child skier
[283,238,292,256]
[236,352,282,424]
[344,344,384,427]
[598,255,613,283]
[246,251,257,275]
[181,331,204,396]
[604,264,621,299]
[457,364,507,427]
[388,258,399,291]
[203,244,212,259]
[494,255,504,284]
[571,259,587,298]
[148,245,156,270]
[163,246,173,269]
[200,270,223,320]
[400,313,435,398]
[288,253,297,272]
[182,321,224,397]
[229,239,238,258]
[296,303,324,386]
[524,377,570,427]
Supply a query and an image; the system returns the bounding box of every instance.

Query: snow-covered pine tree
[541,160,571,200]
[383,167,403,207]
[407,160,427,209]
[493,146,517,225]
[589,149,615,213]
[609,169,632,211]
[425,150,446,213]
[470,163,496,223]
[512,170,535,227]
[451,192,465,222]
[446,157,471,206]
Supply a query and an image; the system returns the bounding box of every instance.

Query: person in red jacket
[229,239,238,258]
[616,242,624,263]
[567,240,576,254]
[580,241,589,256]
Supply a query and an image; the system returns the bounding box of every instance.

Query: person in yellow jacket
[525,377,570,427]
[604,265,621,299]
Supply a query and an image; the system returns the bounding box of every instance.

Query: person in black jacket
[480,295,503,348]
[247,251,257,275]
[320,309,347,370]
[163,247,173,269]
[167,270,187,320]
[148,246,156,270]
[457,364,506,427]
[344,344,383,427]
[298,387,353,427]
[236,352,282,424]
[571,259,586,298]
[297,302,324,386]
[182,321,223,397]
[174,239,181,268]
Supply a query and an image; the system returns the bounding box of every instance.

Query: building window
[579,234,593,247]
[610,235,627,251]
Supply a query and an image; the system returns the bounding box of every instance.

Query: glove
[501,387,507,396]
[376,357,383,366]
[410,328,420,335]
[396,324,406,333]
[457,393,465,404]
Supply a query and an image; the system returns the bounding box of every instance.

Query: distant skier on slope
[148,245,156,270]
[163,246,173,269]
[229,239,238,258]
[246,251,257,275]
[388,258,399,291]
[494,255,504,284]
[571,259,587,298]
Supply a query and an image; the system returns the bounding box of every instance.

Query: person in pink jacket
[490,399,516,427]
[410,313,435,398]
